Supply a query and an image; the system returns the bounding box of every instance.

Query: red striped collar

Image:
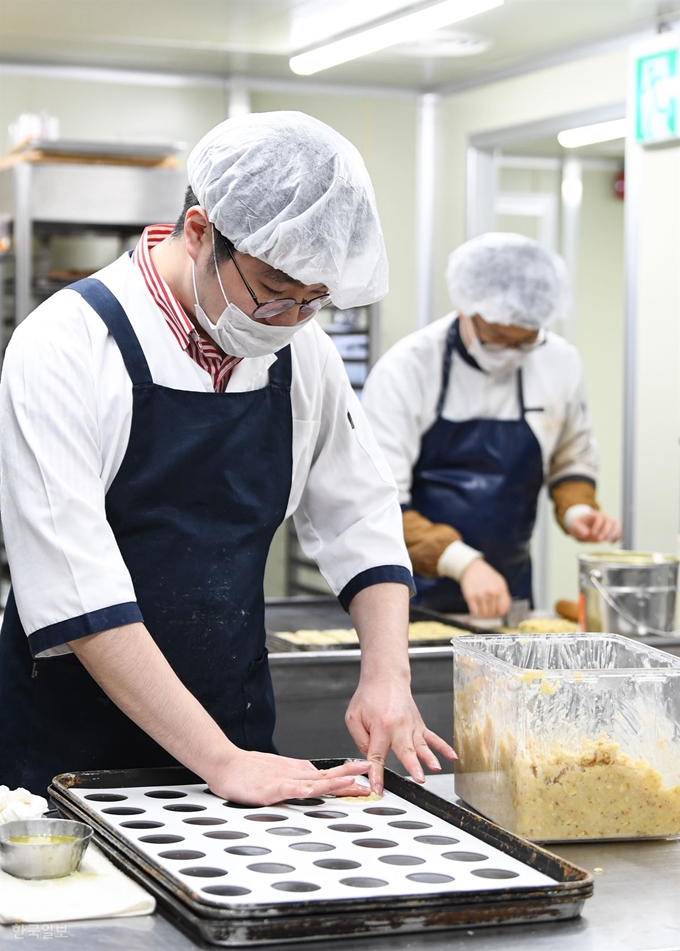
[132,224,199,351]
[131,224,241,392]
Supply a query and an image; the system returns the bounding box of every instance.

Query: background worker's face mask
[191,233,313,358]
[460,314,534,376]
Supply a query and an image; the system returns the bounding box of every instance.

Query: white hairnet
[446,233,571,330]
[187,111,388,309]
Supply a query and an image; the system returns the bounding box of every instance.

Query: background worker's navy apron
[410,318,544,614]
[0,278,293,794]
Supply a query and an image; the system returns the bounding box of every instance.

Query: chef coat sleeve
[291,341,414,611]
[546,351,600,530]
[361,339,431,509]
[0,312,142,658]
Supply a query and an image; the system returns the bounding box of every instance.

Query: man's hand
[347,582,456,794]
[569,511,622,543]
[460,559,511,618]
[345,677,456,795]
[205,751,372,805]
[70,623,373,806]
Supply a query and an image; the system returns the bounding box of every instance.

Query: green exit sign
[635,45,679,145]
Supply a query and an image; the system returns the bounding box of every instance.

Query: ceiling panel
[0,0,678,89]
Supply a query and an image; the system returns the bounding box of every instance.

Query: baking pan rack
[265,597,486,652]
[50,763,592,947]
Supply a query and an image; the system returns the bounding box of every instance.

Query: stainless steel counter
[2,774,678,951]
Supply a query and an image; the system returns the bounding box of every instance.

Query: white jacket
[0,253,411,656]
[362,314,598,576]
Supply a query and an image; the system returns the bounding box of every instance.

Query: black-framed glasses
[218,234,331,319]
[479,330,546,353]
[472,315,545,352]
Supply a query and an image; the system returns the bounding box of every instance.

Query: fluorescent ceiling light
[557,119,628,149]
[289,0,504,76]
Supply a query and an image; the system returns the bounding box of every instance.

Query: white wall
[632,144,680,554]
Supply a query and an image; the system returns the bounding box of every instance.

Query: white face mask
[191,248,313,359]
[460,315,528,376]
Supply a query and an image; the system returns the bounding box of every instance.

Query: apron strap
[436,318,458,417]
[267,344,292,388]
[68,278,153,386]
[440,317,528,421]
[517,368,527,417]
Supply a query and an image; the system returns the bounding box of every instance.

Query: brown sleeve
[402,509,461,579]
[550,480,600,533]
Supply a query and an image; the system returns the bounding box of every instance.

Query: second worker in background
[363,233,621,619]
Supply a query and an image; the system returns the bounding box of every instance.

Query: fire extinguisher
[614,167,624,200]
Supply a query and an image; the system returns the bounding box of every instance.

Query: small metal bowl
[0,818,93,880]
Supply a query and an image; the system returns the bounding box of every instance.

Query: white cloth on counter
[0,252,410,656]
[362,313,599,512]
[0,787,47,823]
[0,843,155,924]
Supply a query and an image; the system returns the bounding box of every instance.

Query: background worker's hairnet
[445,233,571,330]
[187,111,388,310]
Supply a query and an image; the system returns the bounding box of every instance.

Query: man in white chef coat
[0,111,454,798]
[363,233,621,618]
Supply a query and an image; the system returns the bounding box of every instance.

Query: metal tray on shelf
[265,597,486,652]
[49,763,593,947]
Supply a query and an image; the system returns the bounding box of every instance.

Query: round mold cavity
[363,807,405,816]
[225,846,271,856]
[102,807,145,815]
[247,863,294,874]
[223,801,260,809]
[442,851,488,863]
[352,838,398,849]
[266,827,310,837]
[379,855,425,866]
[285,798,324,807]
[388,820,431,830]
[289,842,334,853]
[328,823,371,833]
[203,885,251,897]
[203,831,247,840]
[159,850,206,860]
[272,881,320,892]
[180,867,228,878]
[84,793,127,802]
[183,817,227,826]
[472,868,519,879]
[305,810,347,820]
[120,820,163,830]
[314,859,361,870]
[144,790,187,799]
[340,877,387,888]
[163,803,207,813]
[244,814,287,823]
[414,835,460,846]
[407,872,455,884]
[139,834,185,845]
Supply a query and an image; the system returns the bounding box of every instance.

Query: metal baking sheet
[265,598,485,652]
[50,764,593,947]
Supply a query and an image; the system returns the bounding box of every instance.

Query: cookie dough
[454,724,680,840]
[336,790,383,802]
[276,621,469,647]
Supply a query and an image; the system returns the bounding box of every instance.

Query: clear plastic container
[452,634,680,842]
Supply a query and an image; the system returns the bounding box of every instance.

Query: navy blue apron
[410,318,544,613]
[0,278,293,794]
